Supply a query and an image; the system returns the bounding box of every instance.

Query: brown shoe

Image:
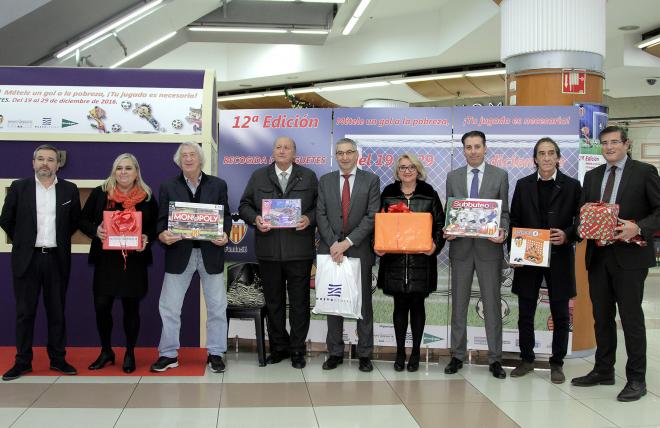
[550,364,565,384]
[510,361,534,378]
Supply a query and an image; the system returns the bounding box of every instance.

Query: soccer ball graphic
[120,101,132,110]
[111,123,122,133]
[171,119,183,129]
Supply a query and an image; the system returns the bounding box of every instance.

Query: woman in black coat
[376,153,445,372]
[79,153,158,373]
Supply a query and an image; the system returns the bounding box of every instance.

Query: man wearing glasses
[572,125,660,401]
[317,138,380,372]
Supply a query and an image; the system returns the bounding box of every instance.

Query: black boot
[123,350,136,374]
[407,349,420,372]
[88,349,115,370]
[394,349,406,372]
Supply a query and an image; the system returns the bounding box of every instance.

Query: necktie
[602,165,616,203]
[279,171,288,192]
[341,174,351,233]
[469,168,479,198]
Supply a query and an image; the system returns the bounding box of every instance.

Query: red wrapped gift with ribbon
[577,202,646,247]
[103,210,142,251]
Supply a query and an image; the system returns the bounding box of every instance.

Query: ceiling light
[465,69,506,77]
[618,25,640,31]
[261,0,345,2]
[319,80,389,92]
[110,31,176,68]
[638,35,660,49]
[390,73,465,84]
[55,0,163,59]
[218,93,265,102]
[287,87,319,95]
[342,0,371,35]
[188,26,288,34]
[290,29,330,35]
[262,90,286,97]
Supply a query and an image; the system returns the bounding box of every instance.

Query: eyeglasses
[336,150,357,157]
[600,139,623,147]
[398,165,417,172]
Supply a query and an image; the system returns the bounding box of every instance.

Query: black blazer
[79,186,159,266]
[509,170,582,300]
[582,158,660,270]
[0,177,80,279]
[239,163,318,261]
[156,172,232,275]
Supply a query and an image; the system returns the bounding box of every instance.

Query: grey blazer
[445,163,510,261]
[317,169,380,266]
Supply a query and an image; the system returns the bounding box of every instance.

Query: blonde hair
[394,152,427,181]
[102,153,152,200]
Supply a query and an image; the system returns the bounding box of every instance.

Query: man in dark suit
[508,137,582,384]
[572,126,660,401]
[151,142,232,373]
[317,138,380,372]
[0,144,81,381]
[444,130,509,379]
[239,136,318,369]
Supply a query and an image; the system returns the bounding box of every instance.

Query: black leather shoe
[407,353,420,372]
[444,357,463,374]
[489,361,506,379]
[571,370,615,387]
[50,360,78,375]
[394,352,405,372]
[265,350,290,365]
[617,380,646,402]
[2,364,32,381]
[291,352,306,369]
[322,355,343,370]
[88,350,115,370]
[359,357,373,372]
[207,354,226,373]
[122,352,136,374]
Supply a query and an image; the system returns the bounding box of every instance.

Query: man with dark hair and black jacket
[572,126,660,401]
[239,136,318,369]
[151,142,232,374]
[508,137,582,384]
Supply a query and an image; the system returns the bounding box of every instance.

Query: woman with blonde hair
[80,153,158,373]
[376,153,445,372]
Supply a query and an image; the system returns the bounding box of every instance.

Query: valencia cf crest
[230,218,247,244]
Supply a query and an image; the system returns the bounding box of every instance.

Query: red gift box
[577,202,619,242]
[374,212,433,254]
[103,210,142,250]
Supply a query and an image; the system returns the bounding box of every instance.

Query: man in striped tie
[317,138,380,372]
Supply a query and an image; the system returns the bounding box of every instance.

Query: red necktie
[342,174,351,233]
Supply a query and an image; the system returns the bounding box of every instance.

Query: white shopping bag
[312,254,362,319]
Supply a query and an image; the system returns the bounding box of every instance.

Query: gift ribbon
[387,201,411,213]
[109,210,138,270]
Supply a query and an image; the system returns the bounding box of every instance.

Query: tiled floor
[0,277,658,427]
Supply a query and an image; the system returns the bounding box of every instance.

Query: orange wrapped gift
[374,212,433,254]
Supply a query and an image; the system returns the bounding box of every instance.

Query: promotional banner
[0,85,203,135]
[453,105,580,354]
[0,67,214,142]
[218,108,333,342]
[576,103,609,183]
[331,107,453,348]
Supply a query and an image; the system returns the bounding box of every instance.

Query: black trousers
[518,294,570,366]
[13,249,67,365]
[588,246,647,382]
[258,259,312,354]
[93,294,141,352]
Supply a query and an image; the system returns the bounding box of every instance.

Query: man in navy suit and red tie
[0,144,81,381]
[572,125,660,401]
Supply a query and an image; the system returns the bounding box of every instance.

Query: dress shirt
[35,175,58,248]
[600,157,628,203]
[537,170,558,181]
[465,162,485,196]
[275,164,293,190]
[338,166,358,246]
[184,172,203,196]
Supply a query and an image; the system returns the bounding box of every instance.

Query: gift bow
[109,210,139,270]
[387,202,410,213]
